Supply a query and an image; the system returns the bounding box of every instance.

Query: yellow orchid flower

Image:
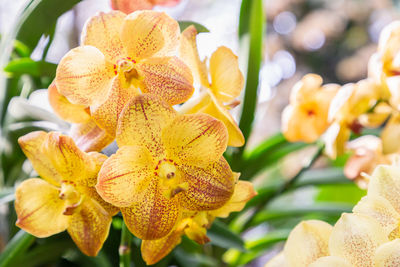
[281,73,339,143]
[48,82,114,152]
[265,164,400,267]
[55,11,194,137]
[96,94,237,241]
[324,79,380,158]
[178,26,245,147]
[16,131,118,256]
[141,180,257,265]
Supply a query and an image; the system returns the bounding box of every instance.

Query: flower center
[113,57,140,85]
[155,159,188,199]
[59,181,82,215]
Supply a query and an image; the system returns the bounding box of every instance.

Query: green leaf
[0,230,35,267]
[174,247,218,267]
[4,58,57,77]
[208,220,245,251]
[316,183,366,205]
[223,230,289,266]
[251,203,353,226]
[238,0,251,38]
[0,188,15,206]
[231,0,265,167]
[178,21,210,33]
[17,0,82,50]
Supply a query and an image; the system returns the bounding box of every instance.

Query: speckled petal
[117,94,176,158]
[141,228,183,265]
[374,239,400,267]
[56,45,114,106]
[329,213,389,267]
[368,165,400,213]
[81,11,127,62]
[15,178,69,238]
[179,157,235,211]
[209,46,244,103]
[121,11,180,60]
[136,56,194,105]
[209,180,256,218]
[353,195,400,236]
[162,114,228,167]
[121,177,180,240]
[283,220,332,267]
[91,77,138,136]
[67,198,112,256]
[96,145,154,207]
[308,256,352,267]
[48,81,90,124]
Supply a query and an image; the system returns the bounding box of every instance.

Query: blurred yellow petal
[18,131,61,185]
[67,198,112,256]
[308,256,352,267]
[323,122,351,159]
[96,146,154,207]
[141,228,183,265]
[121,11,180,60]
[264,252,288,267]
[353,195,400,236]
[179,157,235,211]
[179,25,209,87]
[91,77,138,136]
[368,165,400,213]
[15,178,69,238]
[162,114,228,166]
[69,119,114,152]
[56,45,114,106]
[329,213,388,267]
[282,74,339,143]
[283,220,332,267]
[182,91,244,147]
[209,180,257,218]
[381,114,400,154]
[209,46,244,103]
[117,94,176,158]
[374,239,400,267]
[48,81,90,124]
[121,177,180,240]
[136,56,194,105]
[81,11,127,62]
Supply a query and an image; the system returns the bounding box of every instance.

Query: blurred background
[1,0,399,266]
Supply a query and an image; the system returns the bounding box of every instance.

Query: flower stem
[119,221,132,267]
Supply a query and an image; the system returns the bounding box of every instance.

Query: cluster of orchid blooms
[14,10,256,264]
[267,21,400,266]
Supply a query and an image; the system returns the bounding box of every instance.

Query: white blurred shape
[273,11,296,35]
[273,50,296,79]
[304,29,325,51]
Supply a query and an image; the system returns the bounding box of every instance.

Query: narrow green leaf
[0,230,35,267]
[178,21,210,33]
[174,247,217,267]
[251,203,353,225]
[238,0,251,37]
[4,58,57,77]
[208,220,245,251]
[231,0,265,168]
